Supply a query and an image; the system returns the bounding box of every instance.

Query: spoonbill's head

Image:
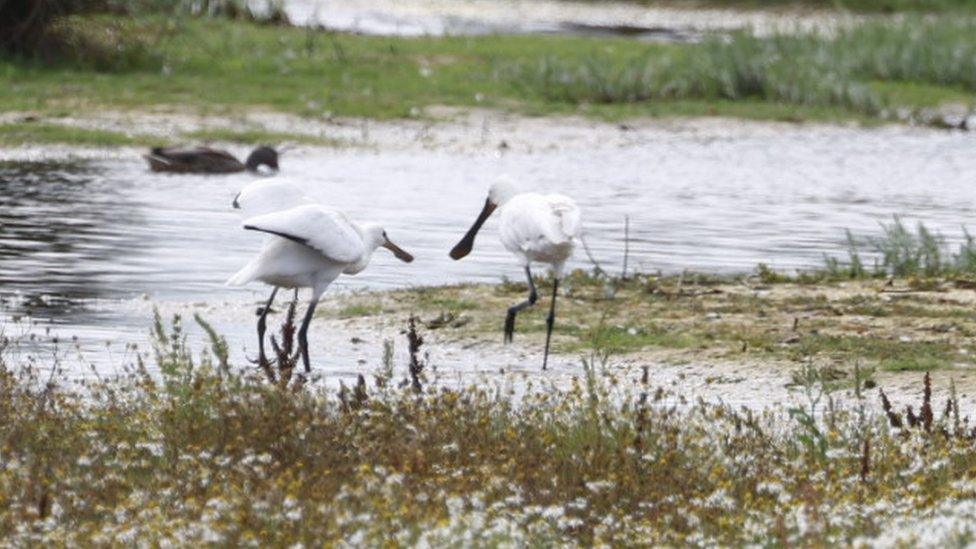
[487,178,517,207]
[244,146,280,173]
[449,178,518,260]
[362,223,415,263]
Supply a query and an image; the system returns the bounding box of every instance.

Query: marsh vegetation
[5,2,976,544]
[581,0,976,13]
[2,312,976,545]
[504,18,976,122]
[3,12,976,146]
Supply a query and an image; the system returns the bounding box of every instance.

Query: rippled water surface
[280,0,854,38]
[3,124,976,372]
[283,0,697,38]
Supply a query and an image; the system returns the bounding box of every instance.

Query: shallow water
[281,0,852,39]
[284,0,694,39]
[2,121,976,375]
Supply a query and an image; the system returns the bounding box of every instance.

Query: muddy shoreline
[4,112,976,413]
[7,275,976,417]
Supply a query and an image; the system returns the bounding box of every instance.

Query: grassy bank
[593,0,976,14]
[327,221,976,376]
[2,15,976,146]
[335,271,976,376]
[504,21,976,120]
[2,314,975,545]
[0,118,348,147]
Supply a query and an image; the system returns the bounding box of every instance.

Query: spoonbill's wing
[548,194,582,241]
[508,194,580,248]
[243,204,364,263]
[498,193,581,259]
[232,178,315,218]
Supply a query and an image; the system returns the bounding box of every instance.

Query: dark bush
[1,0,287,64]
[0,0,76,52]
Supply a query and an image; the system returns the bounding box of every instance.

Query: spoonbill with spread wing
[228,179,414,373]
[449,179,581,370]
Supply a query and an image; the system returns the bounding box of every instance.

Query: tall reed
[501,17,976,118]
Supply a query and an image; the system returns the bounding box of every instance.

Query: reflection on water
[0,161,144,323]
[2,123,976,374]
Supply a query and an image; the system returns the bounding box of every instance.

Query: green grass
[0,121,141,146]
[567,324,700,353]
[0,121,348,147]
[183,128,345,146]
[3,15,976,131]
[414,296,478,312]
[377,264,976,373]
[882,355,950,372]
[337,303,383,318]
[610,0,976,13]
[868,80,976,107]
[791,334,962,370]
[825,217,976,279]
[503,20,976,120]
[4,313,976,545]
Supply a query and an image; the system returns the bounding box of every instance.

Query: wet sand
[18,287,965,417]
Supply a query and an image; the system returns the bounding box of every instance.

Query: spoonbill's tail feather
[552,197,581,241]
[226,261,259,286]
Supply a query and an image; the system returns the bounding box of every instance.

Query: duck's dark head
[244,146,279,173]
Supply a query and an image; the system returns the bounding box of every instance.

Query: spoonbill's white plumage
[228,180,414,372]
[449,179,581,369]
[232,177,313,218]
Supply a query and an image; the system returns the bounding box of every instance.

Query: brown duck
[145,145,279,174]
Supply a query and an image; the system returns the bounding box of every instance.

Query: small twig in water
[621,215,630,280]
[579,233,606,277]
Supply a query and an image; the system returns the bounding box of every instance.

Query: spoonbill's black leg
[504,266,538,343]
[297,299,318,373]
[542,279,560,371]
[256,287,279,365]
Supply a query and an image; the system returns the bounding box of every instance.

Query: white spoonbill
[228,179,414,372]
[232,177,314,217]
[449,179,581,370]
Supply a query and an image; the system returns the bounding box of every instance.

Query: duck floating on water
[145,145,279,174]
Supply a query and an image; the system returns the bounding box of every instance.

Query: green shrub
[501,17,976,117]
